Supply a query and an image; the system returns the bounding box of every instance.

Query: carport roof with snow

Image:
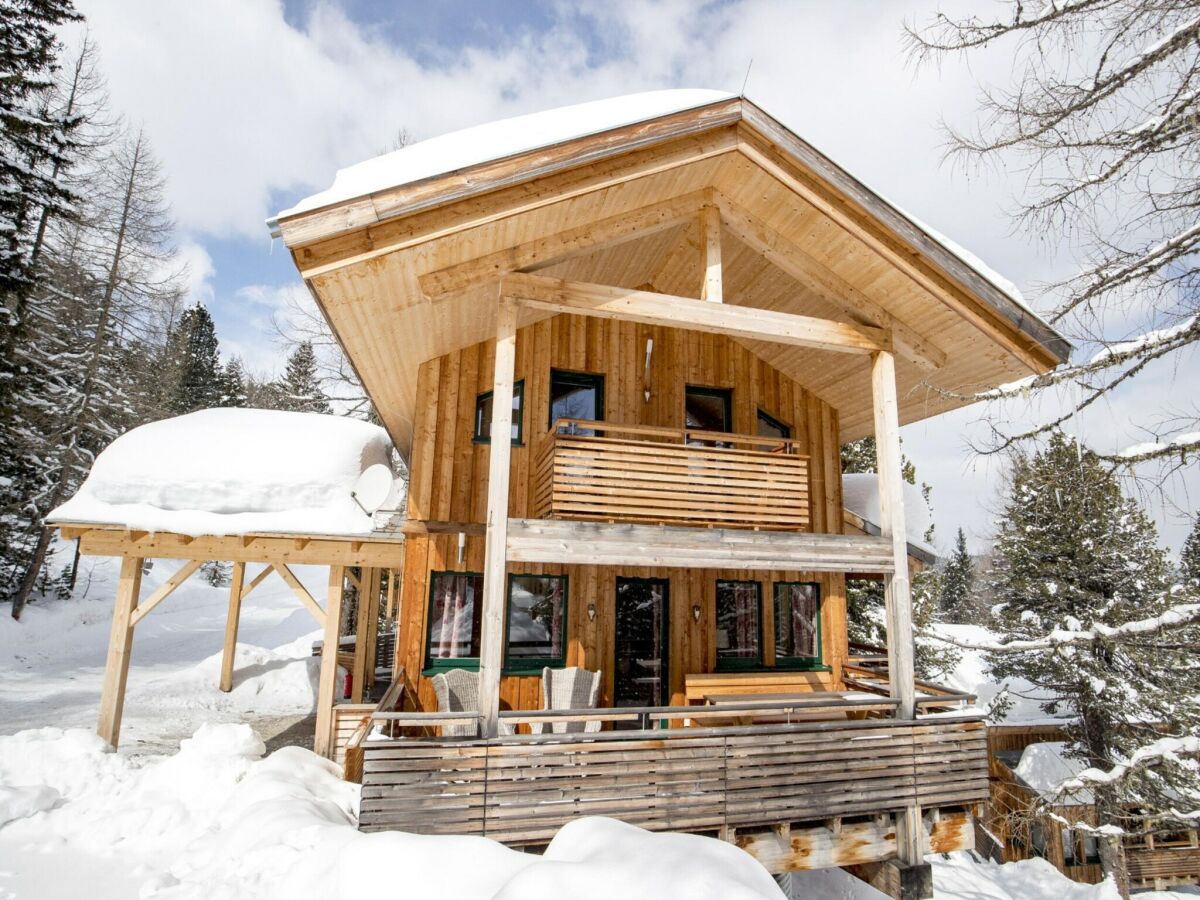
[270,89,1070,458]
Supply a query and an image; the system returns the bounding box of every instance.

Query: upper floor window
[474,379,524,445]
[686,385,732,446]
[774,582,821,668]
[505,574,567,671]
[550,369,604,434]
[716,580,762,669]
[425,571,483,669]
[756,408,791,442]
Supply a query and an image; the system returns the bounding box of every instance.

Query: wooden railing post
[314,565,346,758]
[479,296,518,738]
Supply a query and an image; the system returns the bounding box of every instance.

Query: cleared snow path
[1,553,324,755]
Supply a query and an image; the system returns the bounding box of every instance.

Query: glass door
[613,577,669,719]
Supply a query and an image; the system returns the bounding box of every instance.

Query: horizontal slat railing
[535,418,810,530]
[358,715,989,842]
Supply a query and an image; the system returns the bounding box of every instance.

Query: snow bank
[1014,742,1093,804]
[49,408,395,537]
[279,89,733,217]
[842,472,937,558]
[0,725,784,900]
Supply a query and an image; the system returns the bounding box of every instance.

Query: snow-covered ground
[1,562,1195,898]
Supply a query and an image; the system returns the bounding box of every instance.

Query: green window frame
[773,581,822,670]
[715,580,763,670]
[503,573,568,673]
[474,379,525,445]
[423,570,484,673]
[549,369,605,433]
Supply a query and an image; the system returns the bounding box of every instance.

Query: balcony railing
[534,419,810,530]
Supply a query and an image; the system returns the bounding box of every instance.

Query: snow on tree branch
[920,603,1200,652]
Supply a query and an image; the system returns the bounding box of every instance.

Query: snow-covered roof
[49,409,398,538]
[278,89,733,219]
[842,472,937,561]
[1014,741,1093,805]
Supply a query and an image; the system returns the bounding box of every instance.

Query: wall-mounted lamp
[692,604,702,623]
[456,531,466,565]
[587,602,597,622]
[643,337,654,403]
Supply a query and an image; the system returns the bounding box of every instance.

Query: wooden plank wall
[398,314,847,714]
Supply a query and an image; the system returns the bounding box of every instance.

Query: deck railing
[534,418,810,530]
[357,712,989,843]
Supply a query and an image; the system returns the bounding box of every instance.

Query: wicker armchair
[431,668,515,736]
[531,666,602,734]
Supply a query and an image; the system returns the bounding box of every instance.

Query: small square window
[505,574,567,671]
[549,370,604,434]
[756,408,791,445]
[774,582,821,667]
[474,380,524,445]
[426,572,484,669]
[716,580,762,669]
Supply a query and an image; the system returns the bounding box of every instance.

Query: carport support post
[871,349,928,886]
[478,297,517,739]
[97,556,143,748]
[219,561,246,692]
[314,565,346,758]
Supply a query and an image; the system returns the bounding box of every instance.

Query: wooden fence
[534,419,810,530]
[358,715,988,845]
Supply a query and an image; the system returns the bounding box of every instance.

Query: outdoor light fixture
[692,604,702,623]
[643,337,654,402]
[587,602,597,622]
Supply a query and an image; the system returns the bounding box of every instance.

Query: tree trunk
[1098,829,1130,900]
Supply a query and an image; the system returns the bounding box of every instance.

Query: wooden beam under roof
[418,189,712,299]
[503,273,889,355]
[713,191,947,372]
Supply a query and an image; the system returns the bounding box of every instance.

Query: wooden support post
[97,556,143,748]
[870,350,916,719]
[219,561,246,693]
[363,567,382,694]
[351,567,374,702]
[385,566,400,620]
[699,203,722,303]
[314,565,346,758]
[478,296,518,738]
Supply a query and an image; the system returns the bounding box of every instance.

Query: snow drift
[48,408,396,537]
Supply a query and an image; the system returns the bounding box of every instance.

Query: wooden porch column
[478,297,518,738]
[351,567,382,702]
[219,561,246,693]
[314,565,346,758]
[97,556,143,748]
[871,349,926,873]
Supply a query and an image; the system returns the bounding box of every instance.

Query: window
[774,582,821,668]
[685,386,732,444]
[474,380,524,445]
[505,574,567,671]
[550,369,605,434]
[716,580,762,669]
[756,408,791,445]
[425,572,483,669]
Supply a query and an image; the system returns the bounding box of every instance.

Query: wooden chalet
[54,90,1070,897]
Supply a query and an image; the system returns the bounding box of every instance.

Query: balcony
[534,419,810,531]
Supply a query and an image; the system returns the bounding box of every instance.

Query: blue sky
[71,0,1197,554]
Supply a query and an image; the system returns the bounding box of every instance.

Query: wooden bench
[684,670,834,704]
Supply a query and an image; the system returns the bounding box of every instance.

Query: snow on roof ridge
[277,89,734,219]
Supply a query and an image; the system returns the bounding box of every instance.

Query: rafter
[502,273,889,355]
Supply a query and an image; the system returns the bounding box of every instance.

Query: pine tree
[274,341,330,414]
[219,357,248,408]
[165,303,222,414]
[940,528,974,623]
[1181,515,1200,591]
[985,432,1199,893]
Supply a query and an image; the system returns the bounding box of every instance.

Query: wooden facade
[396,316,850,714]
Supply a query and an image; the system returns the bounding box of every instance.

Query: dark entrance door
[613,577,669,715]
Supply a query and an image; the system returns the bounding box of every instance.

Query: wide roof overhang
[272,94,1070,459]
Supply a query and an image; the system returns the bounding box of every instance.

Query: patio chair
[531,666,602,734]
[431,668,515,736]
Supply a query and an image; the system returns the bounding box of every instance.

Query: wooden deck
[358,711,989,858]
[534,419,810,530]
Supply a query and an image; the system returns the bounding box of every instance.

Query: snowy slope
[49,408,396,537]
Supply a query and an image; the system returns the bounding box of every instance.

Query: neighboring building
[985,725,1200,893]
[51,90,1070,898]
